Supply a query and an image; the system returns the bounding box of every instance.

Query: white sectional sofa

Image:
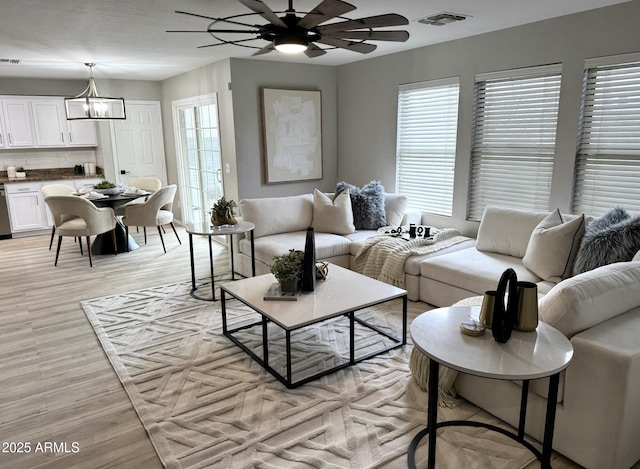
[232,191,474,300]
[418,206,640,469]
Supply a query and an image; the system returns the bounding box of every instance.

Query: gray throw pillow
[335,181,386,230]
[573,206,640,275]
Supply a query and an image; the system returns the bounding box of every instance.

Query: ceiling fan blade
[197,37,262,49]
[315,37,377,54]
[252,43,276,56]
[174,11,257,28]
[316,13,409,33]
[322,30,409,42]
[238,0,286,28]
[167,29,261,34]
[297,0,356,29]
[304,43,328,58]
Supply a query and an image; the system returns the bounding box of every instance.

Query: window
[467,65,562,221]
[396,78,459,216]
[573,56,640,215]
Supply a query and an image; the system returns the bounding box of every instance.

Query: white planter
[15,172,26,178]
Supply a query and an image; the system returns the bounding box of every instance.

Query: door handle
[216,168,222,183]
[120,170,131,175]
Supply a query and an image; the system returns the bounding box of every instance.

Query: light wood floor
[0,227,585,468]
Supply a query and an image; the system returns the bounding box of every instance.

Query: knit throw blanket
[353,228,470,288]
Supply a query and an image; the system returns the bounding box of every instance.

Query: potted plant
[270,249,304,292]
[15,166,26,178]
[210,196,237,227]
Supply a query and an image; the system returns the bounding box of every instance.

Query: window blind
[573,61,640,215]
[396,78,459,216]
[467,68,562,221]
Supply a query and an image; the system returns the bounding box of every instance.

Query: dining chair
[114,177,162,224]
[41,183,76,250]
[43,195,117,267]
[121,184,181,253]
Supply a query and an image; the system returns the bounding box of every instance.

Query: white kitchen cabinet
[31,99,67,147]
[0,110,7,148]
[1,98,34,147]
[5,181,47,232]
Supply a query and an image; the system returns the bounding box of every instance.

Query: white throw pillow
[539,262,640,338]
[522,209,586,282]
[475,206,549,258]
[384,194,408,226]
[311,188,355,235]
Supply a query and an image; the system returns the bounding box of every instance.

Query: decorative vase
[211,207,237,227]
[515,281,539,331]
[301,227,316,292]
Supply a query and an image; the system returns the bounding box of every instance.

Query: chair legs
[54,236,62,266]
[157,226,166,253]
[86,236,93,267]
[49,226,55,250]
[169,222,181,245]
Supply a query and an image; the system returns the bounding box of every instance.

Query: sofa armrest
[559,306,640,469]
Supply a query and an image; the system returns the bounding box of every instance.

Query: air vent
[418,12,471,26]
[0,58,22,65]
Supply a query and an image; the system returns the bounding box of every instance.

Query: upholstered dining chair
[43,195,117,267]
[41,183,76,250]
[121,184,181,253]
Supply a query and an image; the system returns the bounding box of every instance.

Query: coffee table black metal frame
[186,221,255,301]
[219,266,408,389]
[408,306,573,469]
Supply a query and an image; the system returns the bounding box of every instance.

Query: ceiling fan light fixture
[64,63,126,120]
[273,34,309,53]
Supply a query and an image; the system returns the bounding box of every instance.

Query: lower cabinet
[6,178,103,235]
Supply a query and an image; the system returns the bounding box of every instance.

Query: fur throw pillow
[573,207,640,275]
[335,181,386,230]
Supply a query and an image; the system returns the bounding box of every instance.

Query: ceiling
[0,0,632,82]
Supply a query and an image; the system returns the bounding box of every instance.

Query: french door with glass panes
[173,94,223,225]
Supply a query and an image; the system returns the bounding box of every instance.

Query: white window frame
[396,77,460,216]
[467,65,562,221]
[572,52,640,215]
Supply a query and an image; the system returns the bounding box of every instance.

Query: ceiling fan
[168,0,410,58]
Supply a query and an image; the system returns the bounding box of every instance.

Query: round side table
[185,221,255,301]
[408,305,573,469]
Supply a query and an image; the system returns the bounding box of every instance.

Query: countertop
[0,168,105,184]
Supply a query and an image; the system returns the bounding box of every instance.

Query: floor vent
[418,12,471,26]
[0,58,22,65]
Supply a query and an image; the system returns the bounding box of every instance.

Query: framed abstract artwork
[261,87,323,184]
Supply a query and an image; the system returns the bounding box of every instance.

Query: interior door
[112,101,167,185]
[173,94,224,225]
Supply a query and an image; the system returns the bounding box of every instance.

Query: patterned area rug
[81,282,536,469]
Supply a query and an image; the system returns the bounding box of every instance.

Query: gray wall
[228,58,338,199]
[336,0,640,236]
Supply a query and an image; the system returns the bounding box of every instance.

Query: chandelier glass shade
[65,63,126,120]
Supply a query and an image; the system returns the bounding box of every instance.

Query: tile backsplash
[0,148,98,171]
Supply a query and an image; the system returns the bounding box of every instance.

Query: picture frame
[261,87,323,184]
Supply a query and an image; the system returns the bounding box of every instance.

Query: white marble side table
[185,221,255,301]
[409,305,573,469]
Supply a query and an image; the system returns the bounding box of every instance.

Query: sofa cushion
[240,194,312,238]
[573,207,640,275]
[634,249,640,262]
[420,248,541,297]
[475,206,549,258]
[522,209,586,282]
[336,181,386,230]
[311,188,355,235]
[250,231,351,265]
[384,194,408,226]
[539,262,640,338]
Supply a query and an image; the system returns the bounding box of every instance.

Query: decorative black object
[409,224,416,238]
[301,227,316,292]
[491,268,518,343]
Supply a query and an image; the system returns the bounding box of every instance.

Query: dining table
[86,191,150,254]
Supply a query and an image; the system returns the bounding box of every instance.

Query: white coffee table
[408,306,573,469]
[220,264,407,388]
